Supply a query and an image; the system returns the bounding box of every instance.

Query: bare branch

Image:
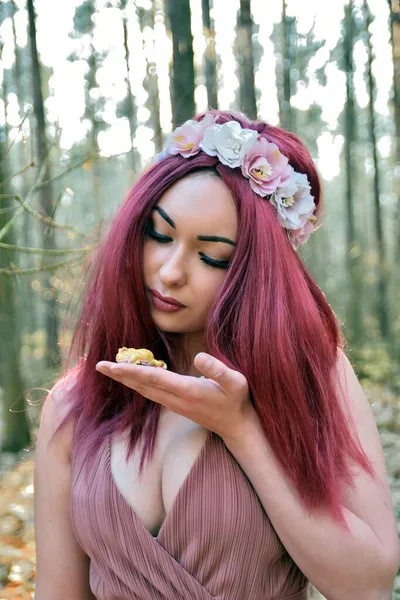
[0,161,48,242]
[0,258,85,277]
[34,154,96,189]
[0,109,32,166]
[0,241,93,255]
[0,193,86,239]
[0,161,36,189]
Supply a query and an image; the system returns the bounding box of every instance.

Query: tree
[137,0,163,155]
[165,0,195,128]
[363,0,390,342]
[68,0,108,222]
[388,0,400,260]
[27,0,61,369]
[236,0,257,119]
[277,0,295,130]
[341,0,364,345]
[0,29,31,451]
[201,0,218,109]
[118,0,140,172]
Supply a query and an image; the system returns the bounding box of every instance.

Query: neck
[169,331,207,377]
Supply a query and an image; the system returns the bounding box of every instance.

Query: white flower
[270,170,316,230]
[200,121,259,168]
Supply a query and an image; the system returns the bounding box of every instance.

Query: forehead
[156,173,238,235]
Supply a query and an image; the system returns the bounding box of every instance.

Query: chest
[109,410,209,536]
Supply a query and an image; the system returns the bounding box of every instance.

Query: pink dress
[71,427,309,599]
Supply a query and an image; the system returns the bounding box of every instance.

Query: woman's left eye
[199,253,229,270]
[145,225,229,270]
[145,225,172,244]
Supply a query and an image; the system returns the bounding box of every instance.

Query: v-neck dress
[70,427,309,599]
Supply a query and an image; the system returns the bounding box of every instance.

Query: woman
[34,110,399,600]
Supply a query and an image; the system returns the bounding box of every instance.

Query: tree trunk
[364,0,390,342]
[137,1,163,154]
[121,0,140,171]
[343,0,363,346]
[236,0,257,119]
[279,0,294,131]
[201,0,218,110]
[388,0,400,260]
[0,142,31,453]
[165,0,195,128]
[11,0,39,335]
[27,0,61,370]
[0,44,10,151]
[87,50,102,223]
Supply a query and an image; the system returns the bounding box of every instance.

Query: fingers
[98,366,186,413]
[96,361,198,401]
[194,354,247,394]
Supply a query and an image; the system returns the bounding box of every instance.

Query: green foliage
[351,342,400,393]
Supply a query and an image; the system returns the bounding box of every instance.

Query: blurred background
[0,0,399,597]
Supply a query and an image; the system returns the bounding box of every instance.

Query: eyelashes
[144,224,229,270]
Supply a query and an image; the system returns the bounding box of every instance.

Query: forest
[0,0,399,598]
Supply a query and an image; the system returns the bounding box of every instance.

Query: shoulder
[331,347,377,428]
[38,372,80,465]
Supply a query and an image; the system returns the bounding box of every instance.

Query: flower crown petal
[154,116,317,247]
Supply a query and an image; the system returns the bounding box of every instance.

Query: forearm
[223,415,394,600]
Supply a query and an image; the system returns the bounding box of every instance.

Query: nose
[159,246,187,288]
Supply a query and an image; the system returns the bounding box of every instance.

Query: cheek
[195,270,226,309]
[143,243,160,275]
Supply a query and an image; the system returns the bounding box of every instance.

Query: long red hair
[50,110,375,529]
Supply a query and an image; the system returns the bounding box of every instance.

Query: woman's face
[143,172,238,335]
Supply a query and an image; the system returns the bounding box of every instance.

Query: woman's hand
[95,353,257,442]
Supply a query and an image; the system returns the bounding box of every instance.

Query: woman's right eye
[145,224,172,244]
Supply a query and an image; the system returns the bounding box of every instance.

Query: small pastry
[115,347,167,369]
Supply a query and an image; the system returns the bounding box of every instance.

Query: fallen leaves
[0,457,35,600]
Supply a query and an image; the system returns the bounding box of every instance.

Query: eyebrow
[153,205,236,247]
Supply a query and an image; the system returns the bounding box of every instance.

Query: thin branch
[0,194,86,239]
[0,258,85,276]
[0,109,32,166]
[34,154,95,189]
[0,241,93,255]
[0,206,19,216]
[0,161,36,189]
[0,161,48,242]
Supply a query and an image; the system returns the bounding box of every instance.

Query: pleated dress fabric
[70,427,309,600]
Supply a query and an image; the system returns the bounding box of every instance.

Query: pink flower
[289,218,316,250]
[166,113,215,158]
[241,139,289,197]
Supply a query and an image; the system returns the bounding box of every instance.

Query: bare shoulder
[34,371,95,599]
[37,372,78,463]
[332,348,399,567]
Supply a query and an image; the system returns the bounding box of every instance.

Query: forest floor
[0,383,399,599]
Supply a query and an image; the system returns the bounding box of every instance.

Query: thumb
[194,353,235,390]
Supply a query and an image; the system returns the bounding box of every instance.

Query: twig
[0,258,85,276]
[0,109,32,166]
[0,241,93,255]
[34,154,95,189]
[0,161,36,189]
[0,161,48,242]
[0,194,86,239]
[0,206,19,216]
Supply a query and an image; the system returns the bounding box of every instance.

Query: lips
[150,289,186,308]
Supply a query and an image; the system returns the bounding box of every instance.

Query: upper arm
[334,349,400,571]
[34,379,96,600]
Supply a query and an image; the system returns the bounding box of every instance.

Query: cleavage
[109,410,209,536]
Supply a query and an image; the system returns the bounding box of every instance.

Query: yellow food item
[115,347,167,369]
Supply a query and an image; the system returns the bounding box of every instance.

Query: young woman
[34,110,399,600]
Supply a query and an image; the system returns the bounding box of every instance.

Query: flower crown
[154,113,318,249]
